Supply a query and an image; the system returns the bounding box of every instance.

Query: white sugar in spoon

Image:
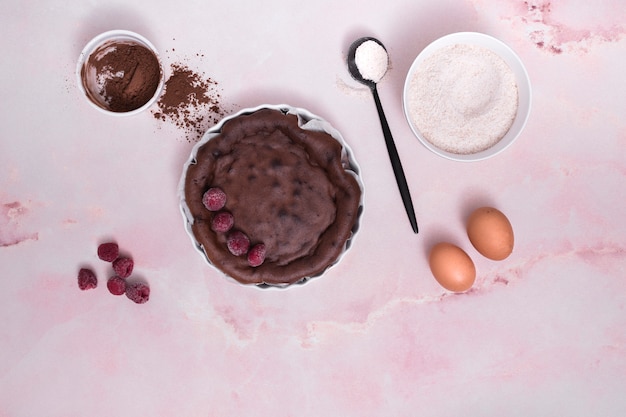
[347,37,418,234]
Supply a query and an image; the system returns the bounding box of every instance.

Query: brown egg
[466,207,514,260]
[428,242,476,292]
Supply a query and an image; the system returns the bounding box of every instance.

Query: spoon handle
[371,85,419,234]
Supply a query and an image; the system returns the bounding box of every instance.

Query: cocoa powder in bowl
[80,35,162,113]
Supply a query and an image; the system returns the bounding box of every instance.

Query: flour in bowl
[406,44,518,154]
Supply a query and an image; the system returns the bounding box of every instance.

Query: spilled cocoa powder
[153,63,226,142]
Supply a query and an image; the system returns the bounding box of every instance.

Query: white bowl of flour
[403,32,531,162]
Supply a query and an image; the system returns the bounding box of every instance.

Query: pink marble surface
[1,0,625,415]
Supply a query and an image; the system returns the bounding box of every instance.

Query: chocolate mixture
[83,41,161,112]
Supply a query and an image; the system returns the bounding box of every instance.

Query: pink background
[1,0,625,416]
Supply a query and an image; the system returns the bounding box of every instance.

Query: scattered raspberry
[97,242,119,262]
[247,243,266,267]
[125,282,150,304]
[107,276,127,295]
[211,211,234,233]
[76,241,151,303]
[77,268,97,290]
[202,187,227,211]
[112,257,134,278]
[226,230,250,256]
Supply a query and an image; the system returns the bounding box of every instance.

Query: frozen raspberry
[112,257,134,278]
[211,211,234,233]
[247,243,266,267]
[202,187,227,211]
[226,230,250,256]
[97,242,119,262]
[125,282,150,304]
[107,275,127,296]
[77,268,97,290]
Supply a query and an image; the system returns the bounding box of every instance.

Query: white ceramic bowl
[179,104,364,289]
[76,30,164,116]
[403,32,531,162]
